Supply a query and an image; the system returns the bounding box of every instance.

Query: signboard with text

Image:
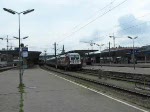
[22,51,28,57]
[22,47,28,57]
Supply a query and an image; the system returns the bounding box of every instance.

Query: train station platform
[0,67,148,112]
[83,65,150,75]
[91,63,150,68]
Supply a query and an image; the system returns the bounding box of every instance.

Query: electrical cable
[57,0,128,43]
[63,20,150,51]
[60,0,117,39]
[72,0,116,30]
[104,12,150,35]
[115,20,150,34]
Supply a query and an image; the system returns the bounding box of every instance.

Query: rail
[0,66,17,72]
[41,65,150,97]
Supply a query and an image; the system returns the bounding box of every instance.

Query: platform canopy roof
[66,50,98,56]
[0,50,41,60]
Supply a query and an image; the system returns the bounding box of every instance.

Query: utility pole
[62,45,65,54]
[54,42,56,58]
[44,50,47,64]
[93,43,104,67]
[54,42,57,68]
[99,44,104,67]
[128,36,138,69]
[109,34,115,48]
[2,35,9,64]
[109,42,111,65]
[6,35,9,64]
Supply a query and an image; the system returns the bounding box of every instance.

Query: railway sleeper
[42,66,150,97]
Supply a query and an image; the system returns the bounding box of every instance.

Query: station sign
[22,51,28,57]
[22,47,28,51]
[22,47,28,57]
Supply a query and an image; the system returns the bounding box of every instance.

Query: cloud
[1,0,150,52]
[118,14,150,35]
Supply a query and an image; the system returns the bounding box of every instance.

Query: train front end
[67,53,82,69]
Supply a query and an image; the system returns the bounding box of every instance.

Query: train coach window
[70,56,79,60]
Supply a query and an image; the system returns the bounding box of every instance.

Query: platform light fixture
[128,36,138,69]
[13,36,29,40]
[94,43,104,67]
[3,8,34,86]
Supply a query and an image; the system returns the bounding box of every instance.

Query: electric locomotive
[46,53,82,70]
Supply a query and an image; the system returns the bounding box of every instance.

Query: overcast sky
[1,0,150,55]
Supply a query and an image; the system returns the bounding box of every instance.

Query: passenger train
[46,53,82,70]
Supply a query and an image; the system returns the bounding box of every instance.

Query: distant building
[0,49,41,67]
[140,45,150,51]
[88,46,150,64]
[138,45,150,63]
[2,48,6,51]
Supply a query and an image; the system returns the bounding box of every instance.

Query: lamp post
[14,36,29,39]
[109,35,115,48]
[44,50,47,64]
[99,44,104,67]
[3,8,34,86]
[14,36,29,43]
[94,43,104,67]
[128,36,138,69]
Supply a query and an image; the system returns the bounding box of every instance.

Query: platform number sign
[22,47,28,58]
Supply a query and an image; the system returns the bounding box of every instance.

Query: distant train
[46,53,82,70]
[85,57,92,65]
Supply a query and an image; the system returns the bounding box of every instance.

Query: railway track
[41,65,150,97]
[0,66,16,72]
[76,69,150,86]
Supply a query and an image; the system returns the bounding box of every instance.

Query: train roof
[66,50,98,54]
[47,57,56,60]
[46,53,80,60]
[67,53,80,55]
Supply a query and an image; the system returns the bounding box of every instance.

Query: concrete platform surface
[0,67,148,112]
[83,65,150,75]
[92,63,150,68]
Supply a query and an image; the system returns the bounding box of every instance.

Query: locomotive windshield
[70,55,80,60]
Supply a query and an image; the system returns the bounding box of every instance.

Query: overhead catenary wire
[112,20,150,36]
[96,19,150,43]
[57,0,128,43]
[79,19,150,49]
[58,0,150,51]
[80,19,150,50]
[59,0,117,40]
[57,0,149,52]
[60,15,150,52]
[109,12,150,31]
[72,0,117,30]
